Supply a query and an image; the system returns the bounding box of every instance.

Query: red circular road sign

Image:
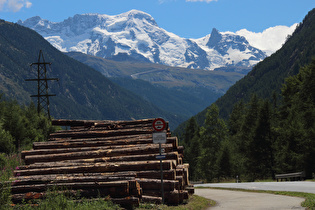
[152,118,166,132]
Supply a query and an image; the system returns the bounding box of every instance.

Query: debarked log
[11,177,141,198]
[11,192,45,203]
[185,185,195,195]
[52,119,96,127]
[24,144,175,164]
[48,134,147,142]
[176,164,190,186]
[135,178,179,191]
[10,175,135,186]
[141,195,162,204]
[49,128,154,139]
[53,121,154,133]
[33,137,178,150]
[52,118,155,128]
[109,196,140,207]
[136,169,176,180]
[140,190,186,205]
[10,181,130,196]
[20,152,179,170]
[11,169,177,184]
[22,143,176,159]
[33,137,151,149]
[14,160,176,176]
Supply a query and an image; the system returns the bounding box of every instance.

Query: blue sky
[0,0,314,38]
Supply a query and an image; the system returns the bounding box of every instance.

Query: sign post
[152,118,167,204]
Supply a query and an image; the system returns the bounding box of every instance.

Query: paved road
[194,181,315,209]
[195,188,305,209]
[194,181,315,194]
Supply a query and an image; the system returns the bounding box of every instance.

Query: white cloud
[186,0,218,3]
[0,0,6,10]
[25,1,32,8]
[236,23,298,56]
[0,0,32,12]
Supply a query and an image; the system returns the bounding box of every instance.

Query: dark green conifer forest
[181,59,315,182]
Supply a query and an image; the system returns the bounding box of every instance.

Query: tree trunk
[24,144,174,164]
[20,152,179,170]
[33,137,178,149]
[15,160,176,176]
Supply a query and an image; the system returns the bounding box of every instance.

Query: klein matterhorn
[18,10,267,70]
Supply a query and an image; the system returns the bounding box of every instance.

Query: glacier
[18,10,270,71]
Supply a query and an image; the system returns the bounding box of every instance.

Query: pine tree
[276,59,315,177]
[216,141,232,181]
[197,104,228,182]
[239,94,261,181]
[181,117,200,180]
[251,100,274,179]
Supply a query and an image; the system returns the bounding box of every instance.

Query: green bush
[0,96,56,153]
[0,126,15,154]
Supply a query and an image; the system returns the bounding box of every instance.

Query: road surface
[195,188,305,209]
[194,181,315,209]
[194,181,315,194]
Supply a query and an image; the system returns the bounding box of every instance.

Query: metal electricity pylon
[25,50,58,119]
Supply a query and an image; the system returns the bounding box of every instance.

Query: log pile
[11,118,194,207]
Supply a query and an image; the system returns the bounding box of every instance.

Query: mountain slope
[66,51,245,118]
[178,8,315,130]
[18,10,266,71]
[65,51,244,91]
[0,19,184,129]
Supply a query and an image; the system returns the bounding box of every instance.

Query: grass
[136,195,214,210]
[0,153,23,208]
[4,197,121,210]
[0,194,213,210]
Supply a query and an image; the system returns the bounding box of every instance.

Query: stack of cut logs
[11,118,194,208]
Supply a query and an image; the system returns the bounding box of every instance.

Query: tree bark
[20,152,179,170]
[135,178,179,191]
[33,137,178,149]
[24,144,174,165]
[10,181,130,195]
[15,160,176,176]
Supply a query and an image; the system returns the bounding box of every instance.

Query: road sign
[153,132,167,144]
[153,118,166,132]
[152,118,167,204]
[156,155,166,159]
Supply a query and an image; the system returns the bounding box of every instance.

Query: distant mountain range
[18,10,272,71]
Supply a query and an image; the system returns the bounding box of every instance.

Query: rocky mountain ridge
[18,10,267,71]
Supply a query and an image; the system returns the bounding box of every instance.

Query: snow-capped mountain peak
[18,10,268,70]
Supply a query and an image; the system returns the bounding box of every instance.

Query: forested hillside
[183,8,315,128]
[182,59,315,181]
[177,8,315,181]
[0,19,184,129]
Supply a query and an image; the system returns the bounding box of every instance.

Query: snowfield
[18,10,296,71]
